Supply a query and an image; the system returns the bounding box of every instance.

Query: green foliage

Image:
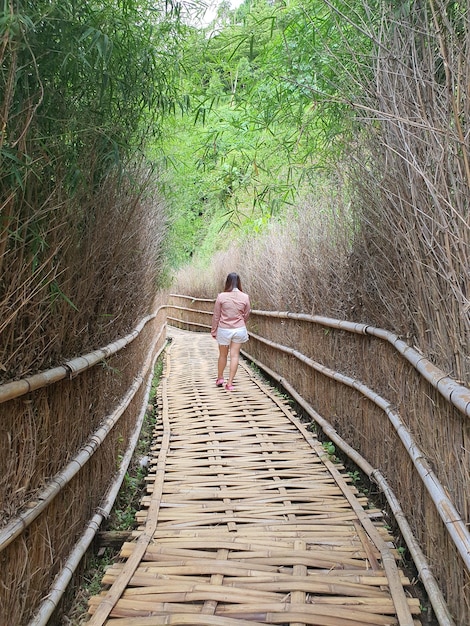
[348,469,360,484]
[149,358,164,402]
[109,354,164,531]
[1,0,183,183]
[66,548,116,624]
[65,351,163,619]
[0,0,185,260]
[0,0,181,379]
[321,440,339,462]
[322,440,336,457]
[159,0,374,265]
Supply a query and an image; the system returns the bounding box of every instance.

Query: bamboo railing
[166,293,470,626]
[2,293,469,625]
[0,307,168,626]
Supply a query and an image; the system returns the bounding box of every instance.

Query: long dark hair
[224,272,243,292]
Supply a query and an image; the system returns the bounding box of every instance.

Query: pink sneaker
[215,378,224,387]
[225,383,235,391]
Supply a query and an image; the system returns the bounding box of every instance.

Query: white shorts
[216,326,249,346]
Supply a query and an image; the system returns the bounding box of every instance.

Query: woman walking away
[211,272,251,391]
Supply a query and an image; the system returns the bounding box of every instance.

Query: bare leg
[217,345,229,380]
[227,341,243,386]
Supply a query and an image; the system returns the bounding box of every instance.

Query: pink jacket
[211,289,251,337]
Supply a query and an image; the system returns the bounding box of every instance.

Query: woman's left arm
[243,296,251,322]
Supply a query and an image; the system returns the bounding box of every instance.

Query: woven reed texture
[88,329,421,626]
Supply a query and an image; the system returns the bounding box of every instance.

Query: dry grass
[0,142,169,623]
[171,183,352,314]
[1,164,167,383]
[340,1,470,382]
[170,248,243,299]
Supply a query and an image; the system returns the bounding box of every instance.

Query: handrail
[0,322,167,554]
[253,310,470,417]
[27,334,168,626]
[0,311,160,403]
[165,298,470,418]
[168,293,214,303]
[1,304,168,625]
[241,353,456,626]
[167,305,213,315]
[167,316,208,331]
[247,329,470,571]
[86,340,173,626]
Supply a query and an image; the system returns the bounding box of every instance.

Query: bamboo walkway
[87,328,421,626]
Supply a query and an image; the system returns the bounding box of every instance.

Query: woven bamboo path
[87,328,421,626]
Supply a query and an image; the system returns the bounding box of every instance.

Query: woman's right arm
[211,296,221,337]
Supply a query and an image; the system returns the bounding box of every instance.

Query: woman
[211,272,251,391]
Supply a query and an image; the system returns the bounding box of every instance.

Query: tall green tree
[1,0,184,190]
[0,0,184,378]
[161,0,370,263]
